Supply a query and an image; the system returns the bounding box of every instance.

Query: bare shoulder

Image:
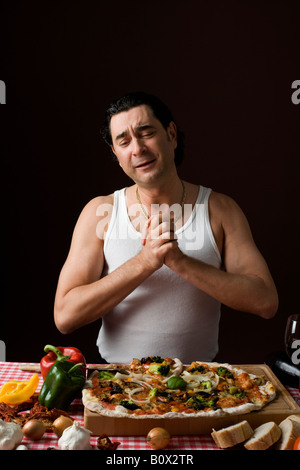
[80,193,114,217]
[209,190,242,215]
[74,193,115,241]
[207,190,254,256]
[209,191,249,230]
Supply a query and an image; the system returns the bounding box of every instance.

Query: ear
[167,121,178,150]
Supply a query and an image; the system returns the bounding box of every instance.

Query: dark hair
[101,91,184,166]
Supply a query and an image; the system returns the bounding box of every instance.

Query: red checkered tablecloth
[0,362,299,451]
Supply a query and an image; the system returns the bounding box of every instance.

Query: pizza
[82,356,276,419]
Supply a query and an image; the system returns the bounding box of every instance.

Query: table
[0,362,299,451]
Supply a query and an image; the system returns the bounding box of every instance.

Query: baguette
[211,420,253,448]
[244,422,281,450]
[276,414,300,450]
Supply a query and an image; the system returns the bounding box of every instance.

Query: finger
[161,231,178,241]
[150,220,176,240]
[149,211,172,228]
[141,217,152,246]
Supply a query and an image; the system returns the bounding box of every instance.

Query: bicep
[55,200,105,300]
[56,241,104,298]
[220,197,273,282]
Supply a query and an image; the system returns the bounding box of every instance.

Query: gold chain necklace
[136,180,186,220]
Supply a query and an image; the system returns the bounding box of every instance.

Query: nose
[131,137,146,156]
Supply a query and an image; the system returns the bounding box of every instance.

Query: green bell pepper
[38,361,86,410]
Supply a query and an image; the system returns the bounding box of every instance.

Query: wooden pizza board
[83,364,300,435]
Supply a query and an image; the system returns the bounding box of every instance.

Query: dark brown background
[1,1,299,364]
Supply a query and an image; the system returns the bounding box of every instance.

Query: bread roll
[211,420,253,448]
[244,421,281,450]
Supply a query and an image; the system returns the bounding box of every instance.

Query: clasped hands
[139,212,184,271]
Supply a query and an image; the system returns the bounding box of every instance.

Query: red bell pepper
[40,344,86,380]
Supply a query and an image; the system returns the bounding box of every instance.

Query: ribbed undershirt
[96,185,222,364]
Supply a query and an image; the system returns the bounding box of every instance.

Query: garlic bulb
[58,420,92,450]
[0,419,23,450]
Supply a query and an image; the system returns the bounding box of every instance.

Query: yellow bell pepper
[0,373,39,404]
[0,380,28,397]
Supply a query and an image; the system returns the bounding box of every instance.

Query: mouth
[135,159,156,169]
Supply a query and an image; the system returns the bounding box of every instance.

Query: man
[54,92,278,363]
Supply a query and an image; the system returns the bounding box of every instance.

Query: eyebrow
[115,124,155,142]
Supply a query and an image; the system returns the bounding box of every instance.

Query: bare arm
[54,193,177,334]
[163,192,279,319]
[54,196,158,334]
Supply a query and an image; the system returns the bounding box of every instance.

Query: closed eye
[141,131,154,138]
[137,125,156,138]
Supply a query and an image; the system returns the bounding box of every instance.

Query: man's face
[110,105,177,185]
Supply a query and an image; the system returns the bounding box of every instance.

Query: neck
[135,176,187,223]
[136,176,184,208]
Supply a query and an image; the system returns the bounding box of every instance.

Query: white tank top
[96,185,222,364]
